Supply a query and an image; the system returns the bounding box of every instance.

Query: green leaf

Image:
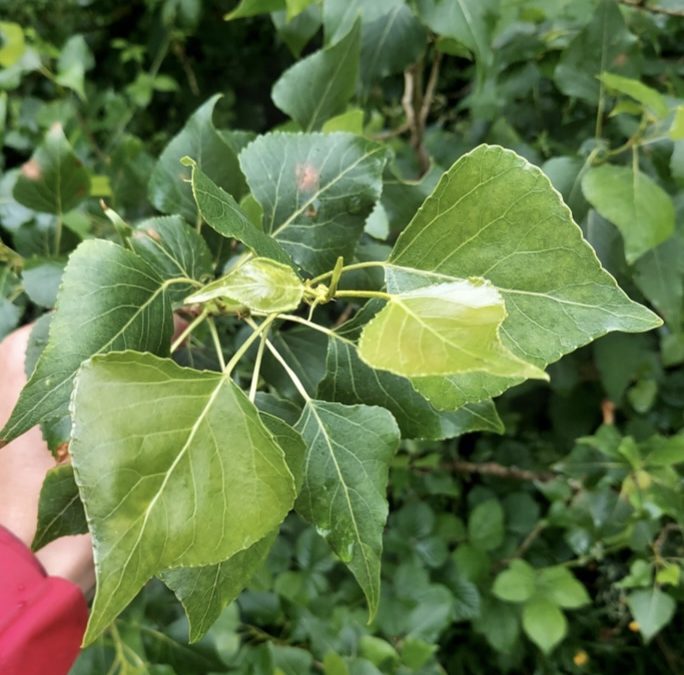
[633,233,684,328]
[21,257,65,308]
[272,19,360,131]
[161,532,276,642]
[468,498,504,552]
[473,598,520,654]
[627,588,676,642]
[148,96,246,222]
[537,566,590,609]
[131,215,214,302]
[294,400,400,619]
[225,0,284,20]
[599,72,669,119]
[388,144,660,410]
[522,598,567,654]
[55,35,94,101]
[0,22,24,67]
[322,108,365,134]
[670,106,684,140]
[0,240,174,446]
[644,435,684,467]
[318,338,503,439]
[554,0,639,104]
[13,124,90,215]
[186,257,303,313]
[492,559,536,603]
[358,271,547,380]
[582,164,674,264]
[324,0,427,88]
[71,351,296,643]
[187,160,293,267]
[415,0,492,67]
[239,132,388,274]
[32,463,87,550]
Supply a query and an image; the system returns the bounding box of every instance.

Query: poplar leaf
[295,401,400,619]
[388,144,660,409]
[13,123,90,215]
[70,351,296,643]
[186,257,303,314]
[239,132,387,274]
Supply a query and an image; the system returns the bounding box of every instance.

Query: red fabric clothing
[0,526,87,675]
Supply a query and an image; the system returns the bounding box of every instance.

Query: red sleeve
[0,526,87,675]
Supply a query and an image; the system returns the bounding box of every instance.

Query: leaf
[0,22,25,67]
[70,351,296,643]
[633,233,684,328]
[582,164,674,264]
[492,559,536,603]
[187,159,293,266]
[0,240,174,446]
[55,35,94,101]
[225,0,284,20]
[537,566,590,609]
[13,123,90,215]
[627,588,676,642]
[358,271,547,380]
[186,257,303,313]
[473,598,519,654]
[599,72,669,119]
[161,532,276,643]
[21,257,65,308]
[554,0,639,104]
[148,96,246,223]
[323,0,427,88]
[468,499,504,552]
[670,106,684,140]
[294,400,400,618]
[388,144,660,409]
[317,338,503,440]
[239,132,388,274]
[131,215,214,302]
[415,0,492,67]
[32,463,87,550]
[522,598,567,654]
[272,20,361,131]
[322,108,365,134]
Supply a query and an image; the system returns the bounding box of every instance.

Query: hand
[0,324,95,596]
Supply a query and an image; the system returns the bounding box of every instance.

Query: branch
[618,0,684,17]
[445,459,555,482]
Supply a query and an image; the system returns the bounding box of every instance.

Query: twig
[444,459,555,482]
[618,0,684,17]
[419,50,442,130]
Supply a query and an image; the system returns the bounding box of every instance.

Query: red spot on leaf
[55,442,70,463]
[21,159,42,181]
[295,162,320,193]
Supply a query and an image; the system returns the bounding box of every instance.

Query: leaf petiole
[249,329,269,402]
[207,316,226,370]
[244,316,311,401]
[170,309,209,354]
[307,260,389,286]
[223,314,278,376]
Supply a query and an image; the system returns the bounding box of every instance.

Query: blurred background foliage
[2,0,684,672]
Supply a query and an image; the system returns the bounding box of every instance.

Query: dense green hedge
[1,1,684,673]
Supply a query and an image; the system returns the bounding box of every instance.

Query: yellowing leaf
[186,257,304,313]
[358,274,547,380]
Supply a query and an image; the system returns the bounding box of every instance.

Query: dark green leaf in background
[13,123,90,215]
[239,132,387,274]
